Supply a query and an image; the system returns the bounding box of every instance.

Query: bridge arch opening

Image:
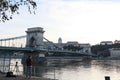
[30,37,36,47]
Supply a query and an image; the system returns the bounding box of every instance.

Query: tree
[91,43,120,54]
[63,45,83,51]
[0,0,37,22]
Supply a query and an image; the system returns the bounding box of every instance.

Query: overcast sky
[0,0,120,45]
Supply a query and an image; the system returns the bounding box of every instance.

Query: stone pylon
[26,27,45,49]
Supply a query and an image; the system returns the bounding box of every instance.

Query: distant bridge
[0,35,96,57]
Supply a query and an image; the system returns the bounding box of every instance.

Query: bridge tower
[22,27,45,70]
[26,27,45,49]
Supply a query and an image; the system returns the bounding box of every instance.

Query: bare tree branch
[0,0,37,22]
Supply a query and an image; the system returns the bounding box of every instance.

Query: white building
[66,41,79,46]
[100,41,113,45]
[79,43,91,47]
[109,48,120,58]
[114,40,120,44]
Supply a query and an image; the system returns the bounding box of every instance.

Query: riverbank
[92,57,120,60]
[0,75,56,80]
[0,72,56,80]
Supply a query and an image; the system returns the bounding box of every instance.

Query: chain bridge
[0,27,98,75]
[0,27,96,57]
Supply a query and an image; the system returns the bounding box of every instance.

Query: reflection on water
[10,59,23,75]
[1,58,120,80]
[43,60,120,80]
[0,58,23,75]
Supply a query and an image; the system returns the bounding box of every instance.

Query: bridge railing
[0,35,26,48]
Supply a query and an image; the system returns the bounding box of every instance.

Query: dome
[58,37,62,43]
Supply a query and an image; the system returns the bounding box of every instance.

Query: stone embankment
[0,76,55,80]
[0,73,55,80]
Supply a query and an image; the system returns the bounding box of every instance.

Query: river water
[1,58,120,80]
[48,60,120,80]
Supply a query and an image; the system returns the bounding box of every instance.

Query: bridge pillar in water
[26,27,45,49]
[25,27,46,62]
